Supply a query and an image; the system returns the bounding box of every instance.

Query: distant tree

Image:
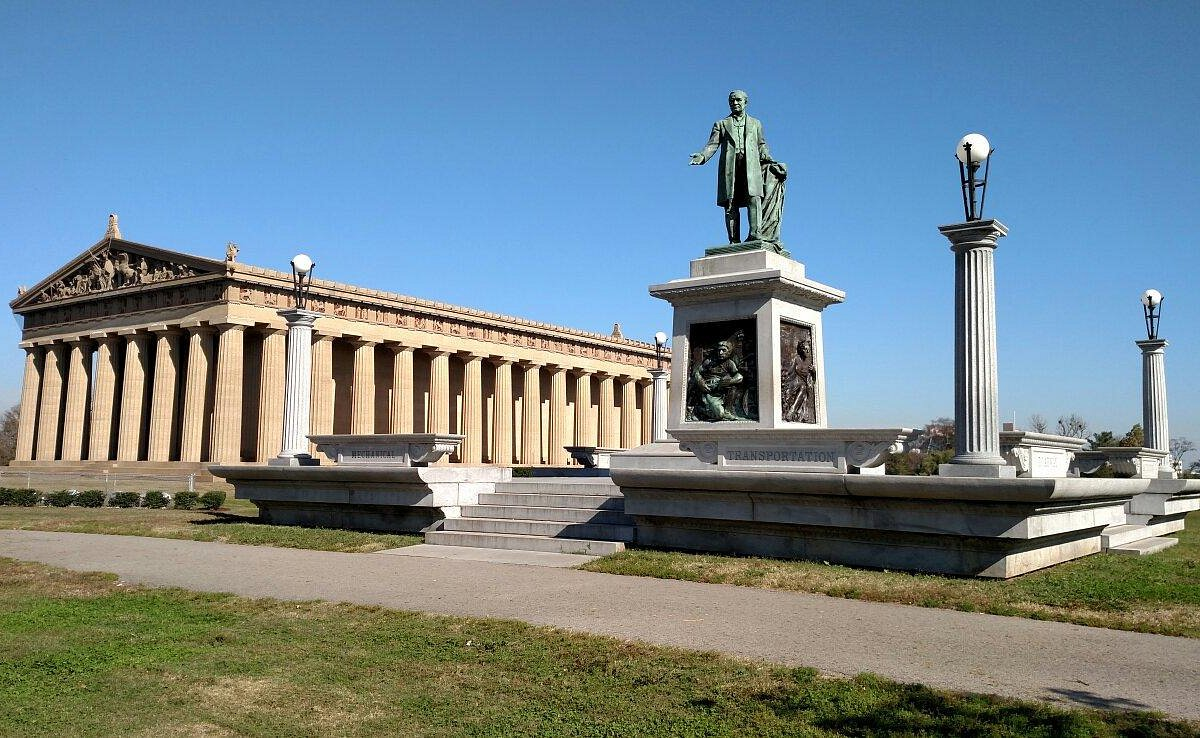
[1185,459,1200,479]
[1088,430,1118,449]
[0,404,17,465]
[1169,437,1195,474]
[1118,424,1145,448]
[922,417,955,452]
[1027,414,1048,433]
[886,418,956,475]
[1056,414,1088,439]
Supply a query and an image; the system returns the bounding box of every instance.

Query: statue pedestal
[650,248,844,431]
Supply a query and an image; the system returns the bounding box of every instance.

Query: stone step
[426,530,625,556]
[478,492,625,510]
[1101,524,1155,549]
[494,478,622,496]
[1106,537,1179,556]
[442,516,636,542]
[462,504,633,526]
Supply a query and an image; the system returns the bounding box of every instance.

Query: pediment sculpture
[34,247,200,303]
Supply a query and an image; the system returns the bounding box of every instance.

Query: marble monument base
[210,464,511,533]
[611,446,1152,578]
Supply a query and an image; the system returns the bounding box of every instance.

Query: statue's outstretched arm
[690,122,722,165]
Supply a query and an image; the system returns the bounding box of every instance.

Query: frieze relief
[34,248,199,303]
[22,282,226,329]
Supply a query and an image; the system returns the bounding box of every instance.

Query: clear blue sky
[3,1,1197,460]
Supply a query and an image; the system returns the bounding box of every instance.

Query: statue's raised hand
[689,153,704,165]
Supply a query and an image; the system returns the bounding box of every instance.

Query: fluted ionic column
[491,358,515,465]
[573,371,594,447]
[59,339,92,461]
[426,349,450,435]
[256,328,287,462]
[34,343,66,461]
[641,380,654,445]
[15,345,43,462]
[519,362,542,465]
[116,333,150,461]
[308,335,335,456]
[179,326,214,462]
[547,366,569,466]
[147,329,182,462]
[650,370,669,443]
[1138,338,1171,475]
[460,354,484,464]
[209,324,246,464]
[275,310,319,464]
[597,373,617,448]
[350,340,377,434]
[619,376,639,449]
[939,219,1010,474]
[390,346,414,433]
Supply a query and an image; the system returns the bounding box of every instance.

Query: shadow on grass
[1044,686,1158,714]
[184,510,262,525]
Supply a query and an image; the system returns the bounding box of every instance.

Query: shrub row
[0,488,226,510]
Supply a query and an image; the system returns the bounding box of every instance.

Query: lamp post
[939,134,1013,477]
[270,253,321,466]
[1137,289,1172,477]
[956,132,992,221]
[651,331,670,442]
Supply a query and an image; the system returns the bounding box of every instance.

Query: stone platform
[611,443,1156,578]
[210,464,511,532]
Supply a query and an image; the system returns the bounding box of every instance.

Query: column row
[14,329,654,467]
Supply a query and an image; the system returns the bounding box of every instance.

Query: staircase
[425,477,635,556]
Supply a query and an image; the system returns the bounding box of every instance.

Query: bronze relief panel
[780,321,817,423]
[685,318,758,422]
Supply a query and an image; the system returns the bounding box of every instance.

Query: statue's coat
[695,115,771,206]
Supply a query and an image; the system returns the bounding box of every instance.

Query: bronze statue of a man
[690,90,776,244]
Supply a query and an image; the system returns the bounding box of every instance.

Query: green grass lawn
[582,511,1200,639]
[1,558,1195,738]
[0,499,422,553]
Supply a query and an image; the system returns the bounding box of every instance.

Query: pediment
[11,237,227,311]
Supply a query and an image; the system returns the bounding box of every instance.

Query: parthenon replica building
[10,220,664,476]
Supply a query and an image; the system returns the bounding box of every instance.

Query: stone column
[147,329,182,462]
[350,340,377,435]
[15,345,43,462]
[256,327,287,462]
[938,220,1011,476]
[650,369,669,442]
[209,324,246,464]
[519,361,542,465]
[1137,338,1171,476]
[620,376,639,449]
[34,343,67,461]
[597,373,617,448]
[309,335,335,455]
[547,366,569,466]
[427,349,451,435]
[460,354,484,464]
[179,326,214,462]
[390,346,414,433]
[275,310,320,464]
[491,358,515,465]
[574,371,594,447]
[59,339,92,462]
[116,333,150,461]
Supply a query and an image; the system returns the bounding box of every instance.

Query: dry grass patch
[0,505,422,553]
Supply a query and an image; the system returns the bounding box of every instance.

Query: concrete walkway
[2,530,1197,721]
